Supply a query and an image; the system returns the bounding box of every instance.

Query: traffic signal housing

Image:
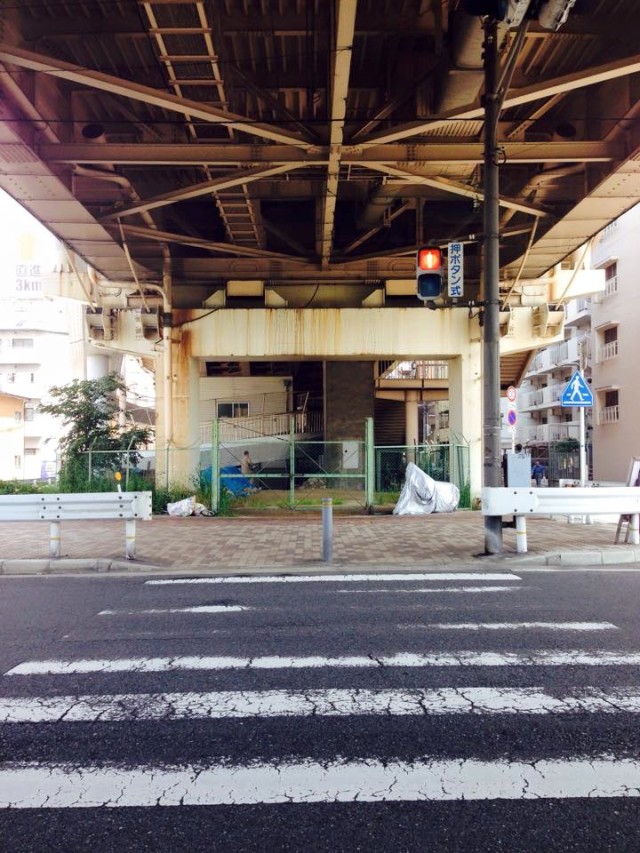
[416,247,444,301]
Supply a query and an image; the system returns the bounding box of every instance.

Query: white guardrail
[481,487,640,553]
[0,492,153,560]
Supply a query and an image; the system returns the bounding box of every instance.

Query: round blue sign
[507,409,517,426]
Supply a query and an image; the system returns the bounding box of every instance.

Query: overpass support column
[324,361,375,485]
[155,336,200,488]
[405,390,420,462]
[448,340,483,501]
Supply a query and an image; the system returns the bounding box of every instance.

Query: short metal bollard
[322,497,333,563]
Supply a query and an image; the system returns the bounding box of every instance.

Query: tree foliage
[39,374,152,490]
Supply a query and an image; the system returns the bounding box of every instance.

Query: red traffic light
[417,247,442,271]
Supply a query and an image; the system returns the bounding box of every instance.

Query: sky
[0,190,61,298]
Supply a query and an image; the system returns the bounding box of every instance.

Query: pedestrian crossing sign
[561,371,593,407]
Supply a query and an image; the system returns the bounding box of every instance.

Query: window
[24,406,35,421]
[217,402,249,418]
[11,338,34,348]
[14,455,21,468]
[25,448,37,456]
[14,410,22,422]
[605,389,618,408]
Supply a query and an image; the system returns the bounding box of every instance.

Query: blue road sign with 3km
[561,371,593,407]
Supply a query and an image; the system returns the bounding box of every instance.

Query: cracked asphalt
[1,568,640,850]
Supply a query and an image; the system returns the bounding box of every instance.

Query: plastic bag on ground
[392,462,460,515]
[166,496,215,516]
[166,496,197,517]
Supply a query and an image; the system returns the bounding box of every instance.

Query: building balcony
[599,405,619,424]
[597,340,619,362]
[200,410,324,445]
[520,422,581,443]
[519,382,565,411]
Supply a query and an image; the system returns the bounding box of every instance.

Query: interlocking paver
[0,510,636,573]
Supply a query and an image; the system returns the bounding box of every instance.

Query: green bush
[0,480,43,495]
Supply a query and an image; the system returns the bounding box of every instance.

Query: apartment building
[0,193,96,480]
[0,291,87,481]
[590,204,640,483]
[515,203,640,484]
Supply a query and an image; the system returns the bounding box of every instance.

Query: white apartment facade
[590,204,640,483]
[517,295,593,450]
[0,193,107,481]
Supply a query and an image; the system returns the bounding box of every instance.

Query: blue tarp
[202,465,254,496]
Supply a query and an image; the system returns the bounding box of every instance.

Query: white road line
[146,573,521,585]
[2,757,640,806]
[2,686,640,723]
[7,649,640,676]
[98,605,249,616]
[409,622,618,631]
[337,586,523,594]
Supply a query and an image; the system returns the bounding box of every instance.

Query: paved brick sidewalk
[0,511,635,573]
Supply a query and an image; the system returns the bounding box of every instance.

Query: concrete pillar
[405,390,420,462]
[86,354,110,380]
[324,361,374,486]
[155,336,200,488]
[448,337,483,501]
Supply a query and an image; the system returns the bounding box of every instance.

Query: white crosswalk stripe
[3,756,640,808]
[146,572,522,585]
[3,685,640,723]
[6,648,638,675]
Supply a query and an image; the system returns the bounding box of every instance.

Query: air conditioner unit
[537,0,577,30]
[504,0,532,27]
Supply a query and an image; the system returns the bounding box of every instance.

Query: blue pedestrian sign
[561,371,593,407]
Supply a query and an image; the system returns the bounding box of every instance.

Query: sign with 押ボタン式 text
[447,242,463,298]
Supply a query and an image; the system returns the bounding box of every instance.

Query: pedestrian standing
[532,459,545,487]
[241,450,254,478]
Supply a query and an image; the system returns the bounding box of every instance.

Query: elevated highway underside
[0,0,637,394]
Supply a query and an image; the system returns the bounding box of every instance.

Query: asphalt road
[2,567,640,852]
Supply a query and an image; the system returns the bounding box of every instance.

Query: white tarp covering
[393,462,460,515]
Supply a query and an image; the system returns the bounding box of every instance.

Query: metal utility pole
[482,17,503,554]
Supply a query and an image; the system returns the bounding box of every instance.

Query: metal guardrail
[0,492,152,559]
[481,486,640,553]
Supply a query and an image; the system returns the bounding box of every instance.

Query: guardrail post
[125,519,136,559]
[49,521,61,558]
[515,516,528,553]
[631,514,640,546]
[322,496,333,562]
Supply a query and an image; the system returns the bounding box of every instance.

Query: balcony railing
[604,276,618,298]
[519,423,580,443]
[600,405,619,424]
[598,340,619,362]
[200,410,323,445]
[519,382,565,411]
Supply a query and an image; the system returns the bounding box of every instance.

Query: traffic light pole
[482,17,503,554]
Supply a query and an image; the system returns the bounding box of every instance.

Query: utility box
[342,441,360,470]
[505,451,531,487]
